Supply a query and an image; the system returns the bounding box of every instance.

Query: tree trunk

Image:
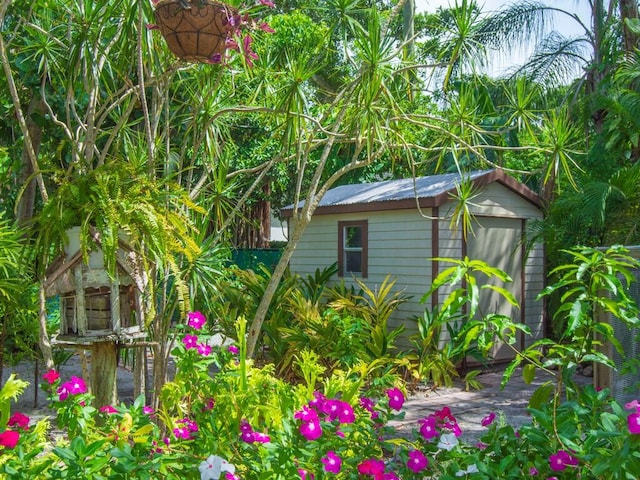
[90,342,118,407]
[620,0,640,55]
[16,95,46,225]
[246,213,307,358]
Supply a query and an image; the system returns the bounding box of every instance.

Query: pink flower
[187,311,206,329]
[383,473,399,480]
[309,391,326,411]
[299,418,322,441]
[57,384,70,401]
[144,406,155,415]
[549,450,578,471]
[321,451,342,473]
[259,0,275,7]
[183,334,198,349]
[434,406,455,422]
[358,458,385,477]
[407,449,428,473]
[42,369,60,384]
[99,405,118,414]
[0,430,19,449]
[228,345,239,355]
[203,398,215,411]
[8,412,29,430]
[145,23,159,30]
[253,431,271,443]
[173,426,191,440]
[419,416,438,440]
[529,467,538,475]
[259,22,275,33]
[337,402,355,424]
[294,405,318,423]
[197,343,212,356]
[298,469,314,480]
[481,412,496,427]
[386,388,404,411]
[68,376,87,395]
[628,412,640,434]
[242,34,259,67]
[624,399,639,410]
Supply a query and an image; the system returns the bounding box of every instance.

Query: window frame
[338,220,368,278]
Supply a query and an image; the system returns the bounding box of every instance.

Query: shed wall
[287,181,546,353]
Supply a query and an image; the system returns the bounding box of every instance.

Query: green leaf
[528,382,554,410]
[523,363,536,384]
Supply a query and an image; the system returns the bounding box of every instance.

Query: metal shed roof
[281,169,542,217]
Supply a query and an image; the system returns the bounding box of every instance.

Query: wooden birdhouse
[44,227,147,344]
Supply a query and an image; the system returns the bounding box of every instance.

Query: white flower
[437,432,459,451]
[199,455,236,480]
[455,464,479,476]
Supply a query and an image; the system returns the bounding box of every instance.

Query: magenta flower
[203,398,215,411]
[57,384,70,401]
[628,412,640,434]
[258,0,275,7]
[407,449,429,473]
[183,334,198,349]
[68,376,87,395]
[481,412,496,427]
[99,405,118,414]
[197,343,212,356]
[7,412,29,430]
[549,450,579,471]
[42,369,60,384]
[383,473,399,480]
[299,418,322,441]
[386,388,404,411]
[419,416,438,440]
[253,431,271,443]
[321,451,342,474]
[309,391,327,411]
[173,426,191,440]
[358,458,385,477]
[225,474,240,480]
[529,467,538,475]
[337,402,355,424]
[323,400,341,421]
[227,345,239,355]
[298,469,315,480]
[187,311,206,329]
[294,405,319,423]
[0,430,20,449]
[144,405,155,415]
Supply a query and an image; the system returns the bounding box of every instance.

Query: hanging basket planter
[154,0,238,63]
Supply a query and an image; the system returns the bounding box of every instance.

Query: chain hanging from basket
[152,0,276,65]
[153,0,239,63]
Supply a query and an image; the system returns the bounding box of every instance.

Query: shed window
[338,220,368,277]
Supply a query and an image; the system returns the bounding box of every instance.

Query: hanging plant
[149,0,275,65]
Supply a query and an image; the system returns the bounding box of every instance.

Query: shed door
[466,216,523,361]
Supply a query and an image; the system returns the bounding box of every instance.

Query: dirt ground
[1,352,143,420]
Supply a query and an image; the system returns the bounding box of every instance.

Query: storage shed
[281,169,546,359]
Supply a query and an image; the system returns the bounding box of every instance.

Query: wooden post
[74,266,87,336]
[91,342,118,407]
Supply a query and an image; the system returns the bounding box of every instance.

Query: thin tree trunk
[38,285,54,369]
[16,96,46,225]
